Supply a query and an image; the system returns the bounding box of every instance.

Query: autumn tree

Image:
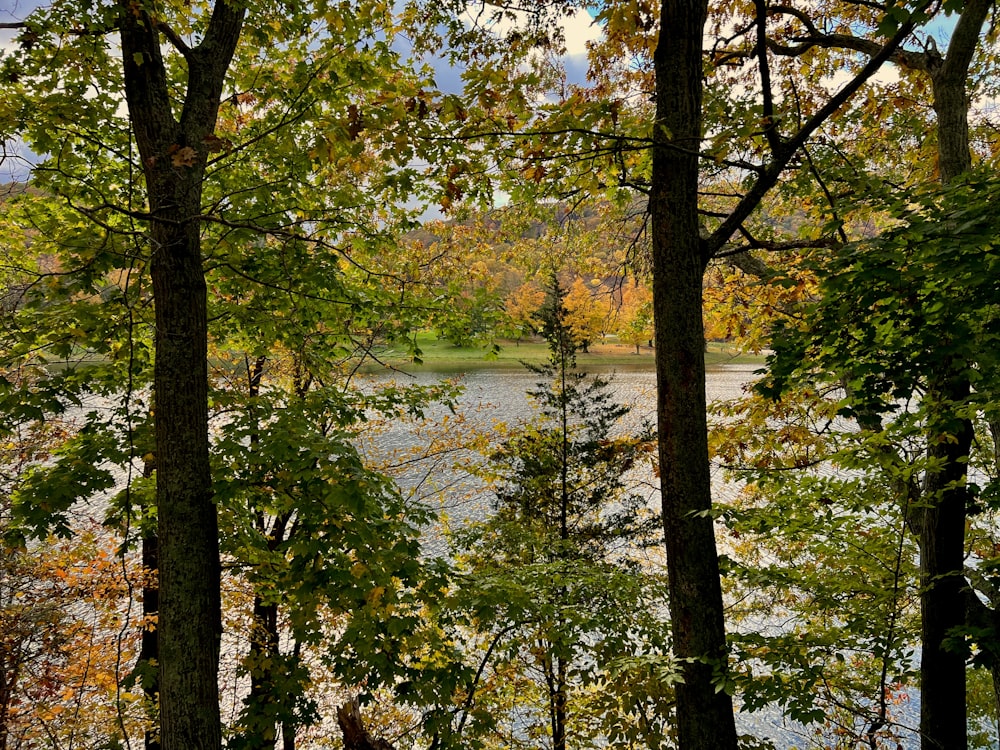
[503,281,546,342]
[428,0,938,745]
[615,279,653,354]
[711,2,997,746]
[561,277,607,353]
[758,173,1000,749]
[0,359,145,750]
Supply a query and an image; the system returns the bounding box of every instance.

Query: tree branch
[336,697,396,750]
[755,0,784,154]
[704,3,931,262]
[152,17,192,58]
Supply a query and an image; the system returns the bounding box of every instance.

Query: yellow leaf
[171,146,198,168]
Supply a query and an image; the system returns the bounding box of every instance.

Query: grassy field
[373,333,763,372]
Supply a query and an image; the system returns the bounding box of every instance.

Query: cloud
[562,8,602,59]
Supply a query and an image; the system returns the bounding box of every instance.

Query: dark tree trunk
[0,636,10,750]
[913,4,989,747]
[928,0,988,187]
[544,652,568,750]
[246,598,281,750]
[282,642,302,750]
[918,386,972,750]
[650,2,738,749]
[141,524,160,750]
[117,3,245,749]
[147,158,221,750]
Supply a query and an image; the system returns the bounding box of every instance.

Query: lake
[359,362,926,750]
[357,361,759,520]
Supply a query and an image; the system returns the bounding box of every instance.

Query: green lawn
[373,333,763,372]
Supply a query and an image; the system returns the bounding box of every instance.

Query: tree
[0,364,143,750]
[709,385,925,746]
[510,3,930,745]
[562,277,606,353]
[453,281,666,749]
[761,174,1000,749]
[616,279,653,354]
[211,355,464,749]
[503,281,546,342]
[114,5,242,747]
[723,2,997,745]
[0,1,470,746]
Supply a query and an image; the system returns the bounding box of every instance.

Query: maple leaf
[170,146,198,167]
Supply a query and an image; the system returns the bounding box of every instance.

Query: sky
[422,5,601,95]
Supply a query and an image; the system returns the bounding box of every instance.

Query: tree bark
[914,4,989,747]
[140,486,160,750]
[650,2,738,749]
[117,3,246,749]
[928,0,989,185]
[918,382,972,750]
[246,599,281,750]
[337,698,396,750]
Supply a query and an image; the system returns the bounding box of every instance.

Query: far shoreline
[368,335,765,373]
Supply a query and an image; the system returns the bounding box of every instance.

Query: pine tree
[454,275,667,750]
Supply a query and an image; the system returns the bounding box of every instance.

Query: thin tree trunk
[282,641,302,750]
[0,640,9,750]
[141,515,160,750]
[650,2,738,749]
[918,377,973,750]
[246,598,280,750]
[553,655,567,750]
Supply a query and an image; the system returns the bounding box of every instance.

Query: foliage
[562,277,608,353]
[503,282,547,341]
[733,173,1000,747]
[615,279,654,353]
[0,1,489,746]
[0,0,998,747]
[449,279,668,749]
[0,365,143,750]
[762,174,1000,425]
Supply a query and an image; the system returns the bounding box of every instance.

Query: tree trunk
[928,0,988,186]
[246,599,281,750]
[337,698,396,750]
[282,642,302,750]
[914,4,989,747]
[650,2,738,749]
[544,652,568,750]
[918,404,972,750]
[117,3,246,749]
[141,523,160,750]
[148,169,222,750]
